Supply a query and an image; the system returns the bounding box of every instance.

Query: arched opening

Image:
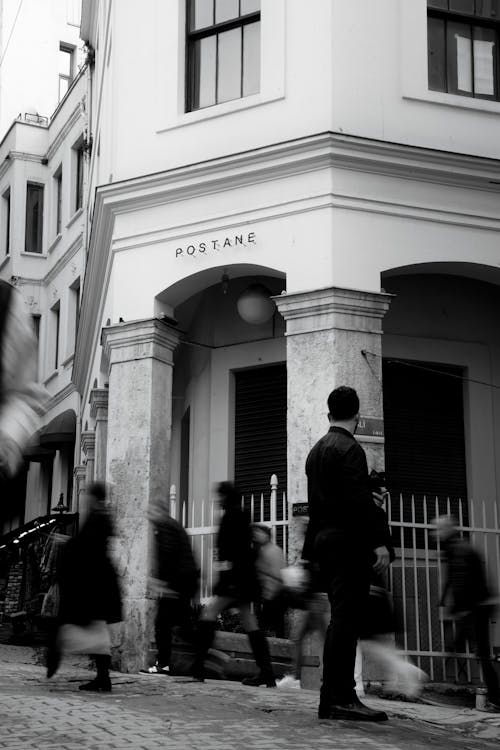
[157,264,287,533]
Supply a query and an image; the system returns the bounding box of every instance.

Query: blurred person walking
[358,471,426,699]
[433,514,500,711]
[192,481,276,687]
[304,386,390,722]
[251,523,286,638]
[0,279,45,485]
[48,482,122,692]
[142,498,199,675]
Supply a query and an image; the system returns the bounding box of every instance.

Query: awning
[23,443,56,462]
[39,409,76,447]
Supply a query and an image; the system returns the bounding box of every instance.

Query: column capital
[90,387,109,420]
[101,318,180,368]
[74,464,87,482]
[273,286,393,335]
[81,430,96,459]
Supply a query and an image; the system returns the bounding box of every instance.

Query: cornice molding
[101,319,180,369]
[45,382,77,412]
[89,387,109,420]
[46,103,84,162]
[8,151,45,164]
[72,131,500,397]
[43,234,83,285]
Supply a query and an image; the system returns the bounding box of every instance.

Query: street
[1,646,499,750]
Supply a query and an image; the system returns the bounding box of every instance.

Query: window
[25,183,44,254]
[59,43,75,101]
[2,189,10,256]
[74,144,84,212]
[54,168,63,235]
[186,0,261,112]
[427,0,500,100]
[51,302,60,370]
[32,314,40,379]
[69,278,80,353]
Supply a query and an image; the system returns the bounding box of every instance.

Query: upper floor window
[25,183,44,254]
[428,1,500,100]
[75,144,84,212]
[2,189,10,256]
[59,43,75,101]
[186,0,261,112]
[54,168,63,236]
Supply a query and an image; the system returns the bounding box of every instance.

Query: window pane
[59,46,72,76]
[25,184,44,254]
[475,0,500,18]
[450,0,474,12]
[59,76,69,101]
[473,25,496,95]
[428,17,447,90]
[189,0,214,30]
[215,0,239,24]
[217,27,242,103]
[241,0,261,13]
[243,21,260,96]
[192,35,216,109]
[447,22,472,94]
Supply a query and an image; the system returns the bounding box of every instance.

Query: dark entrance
[234,363,287,515]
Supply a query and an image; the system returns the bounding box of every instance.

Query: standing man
[0,279,44,484]
[303,386,390,722]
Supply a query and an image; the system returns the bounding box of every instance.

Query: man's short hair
[327,386,360,421]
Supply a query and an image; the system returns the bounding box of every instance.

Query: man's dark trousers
[315,529,372,708]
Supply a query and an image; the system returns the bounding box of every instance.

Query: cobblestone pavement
[1,646,500,749]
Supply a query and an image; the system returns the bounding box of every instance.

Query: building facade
[0,5,87,622]
[75,0,500,672]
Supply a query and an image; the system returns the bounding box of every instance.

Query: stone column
[80,431,95,521]
[102,318,179,673]
[89,387,109,481]
[274,286,392,687]
[73,464,87,515]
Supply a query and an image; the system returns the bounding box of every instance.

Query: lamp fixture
[236,284,275,325]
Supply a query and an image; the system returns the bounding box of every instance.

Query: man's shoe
[319,699,388,722]
[78,678,112,693]
[140,664,171,676]
[242,673,276,688]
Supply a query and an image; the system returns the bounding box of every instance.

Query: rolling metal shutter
[382,359,468,539]
[234,364,287,509]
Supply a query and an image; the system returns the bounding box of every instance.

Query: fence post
[270,474,278,543]
[169,484,176,519]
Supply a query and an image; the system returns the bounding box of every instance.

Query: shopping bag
[57,620,111,655]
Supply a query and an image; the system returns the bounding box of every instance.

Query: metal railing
[387,493,500,683]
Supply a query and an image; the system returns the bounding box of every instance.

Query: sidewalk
[1,644,500,749]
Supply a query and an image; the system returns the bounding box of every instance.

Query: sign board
[356,416,384,438]
[292,503,309,517]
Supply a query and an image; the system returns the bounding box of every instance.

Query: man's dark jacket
[302,426,389,561]
[154,515,199,598]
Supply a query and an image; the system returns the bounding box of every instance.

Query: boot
[79,654,112,692]
[191,620,216,681]
[242,630,276,687]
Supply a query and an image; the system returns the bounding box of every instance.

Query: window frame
[427,2,500,100]
[2,188,10,256]
[25,182,44,255]
[185,0,261,112]
[51,301,61,371]
[59,42,75,101]
[54,167,63,236]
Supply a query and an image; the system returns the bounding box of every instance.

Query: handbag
[41,583,60,619]
[57,620,111,655]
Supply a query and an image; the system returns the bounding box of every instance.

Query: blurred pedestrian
[0,279,45,484]
[251,523,286,637]
[358,471,426,699]
[433,514,500,711]
[304,386,390,722]
[192,481,276,687]
[48,482,122,692]
[141,499,199,675]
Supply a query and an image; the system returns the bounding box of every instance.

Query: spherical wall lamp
[236,284,275,325]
